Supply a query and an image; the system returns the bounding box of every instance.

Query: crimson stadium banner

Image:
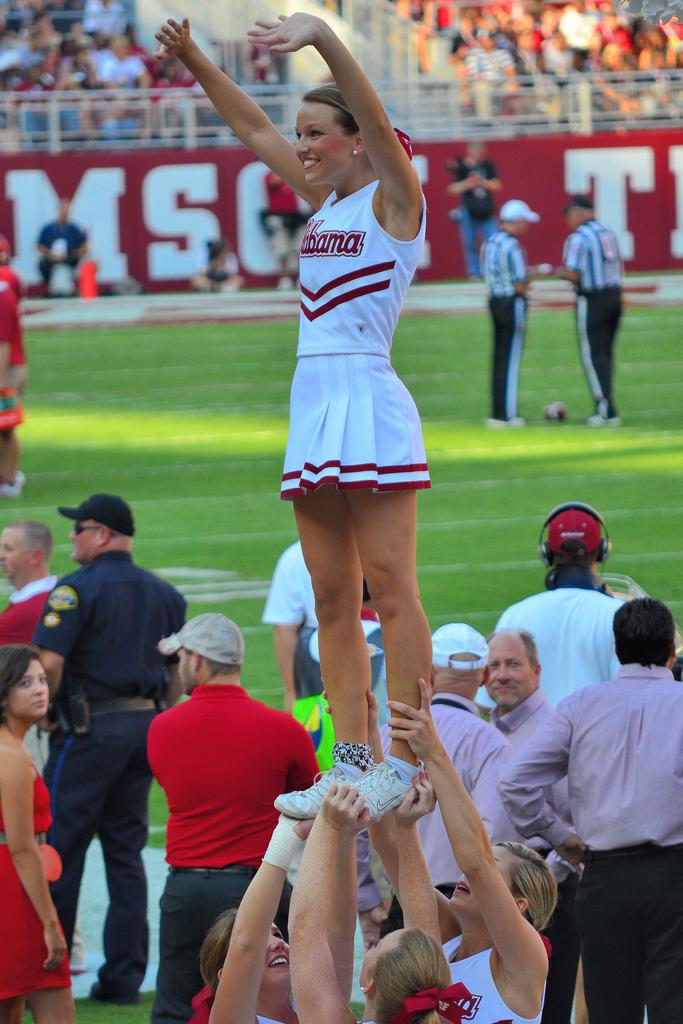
[5,130,682,291]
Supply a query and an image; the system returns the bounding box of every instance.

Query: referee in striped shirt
[482,199,540,427]
[560,195,623,427]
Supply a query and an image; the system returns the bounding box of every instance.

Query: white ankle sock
[385,754,417,784]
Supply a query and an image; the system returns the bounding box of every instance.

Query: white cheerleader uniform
[442,936,544,1024]
[280,179,429,499]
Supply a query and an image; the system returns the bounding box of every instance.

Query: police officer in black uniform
[482,198,542,427]
[560,195,623,427]
[34,494,186,1005]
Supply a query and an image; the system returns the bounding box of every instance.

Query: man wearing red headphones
[495,502,622,707]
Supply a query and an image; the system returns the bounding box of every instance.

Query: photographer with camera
[190,238,245,293]
[446,141,501,279]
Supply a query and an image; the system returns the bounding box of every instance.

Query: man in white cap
[377,622,517,933]
[481,198,545,427]
[147,613,318,1024]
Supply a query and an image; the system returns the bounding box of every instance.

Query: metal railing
[4,71,682,153]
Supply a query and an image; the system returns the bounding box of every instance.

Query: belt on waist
[168,864,258,877]
[585,841,683,862]
[90,697,156,715]
[0,830,47,845]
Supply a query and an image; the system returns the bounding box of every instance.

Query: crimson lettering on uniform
[300,219,366,257]
[457,993,483,1019]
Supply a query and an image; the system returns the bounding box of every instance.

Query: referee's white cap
[500,199,540,223]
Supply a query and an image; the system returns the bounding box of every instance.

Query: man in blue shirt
[35,493,186,1004]
[36,198,88,295]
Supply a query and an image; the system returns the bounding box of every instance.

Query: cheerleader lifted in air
[156,12,432,817]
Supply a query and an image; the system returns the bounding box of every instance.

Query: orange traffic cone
[79,260,98,300]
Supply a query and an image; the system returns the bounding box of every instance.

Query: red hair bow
[394,128,413,160]
[389,981,472,1024]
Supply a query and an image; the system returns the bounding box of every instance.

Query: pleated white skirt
[280,354,430,500]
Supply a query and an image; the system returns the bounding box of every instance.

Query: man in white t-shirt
[262,541,317,711]
[495,501,621,706]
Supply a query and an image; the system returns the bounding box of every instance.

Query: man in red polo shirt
[0,519,57,771]
[0,520,56,644]
[148,612,318,1024]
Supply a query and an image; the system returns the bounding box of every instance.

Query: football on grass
[544,401,569,421]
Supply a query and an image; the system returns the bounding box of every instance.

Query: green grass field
[18,301,683,844]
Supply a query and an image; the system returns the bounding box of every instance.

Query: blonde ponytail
[374,929,451,1024]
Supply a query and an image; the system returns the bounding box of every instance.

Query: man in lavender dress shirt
[499,598,683,1024]
[487,630,580,1024]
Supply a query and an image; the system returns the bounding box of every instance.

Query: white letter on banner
[5,167,127,284]
[564,147,654,260]
[670,147,683,258]
[143,164,220,280]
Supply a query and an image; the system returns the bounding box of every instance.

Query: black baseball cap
[563,194,594,213]
[58,493,135,536]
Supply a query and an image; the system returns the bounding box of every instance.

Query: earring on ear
[352,148,358,155]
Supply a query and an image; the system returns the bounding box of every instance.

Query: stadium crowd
[394,0,683,74]
[0,0,681,108]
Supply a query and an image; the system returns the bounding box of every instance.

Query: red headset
[538,501,611,567]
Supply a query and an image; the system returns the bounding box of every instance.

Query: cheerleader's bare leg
[347,489,432,765]
[0,995,26,1024]
[24,988,74,1024]
[275,488,430,821]
[293,487,372,746]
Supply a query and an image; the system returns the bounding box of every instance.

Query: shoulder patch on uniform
[43,612,62,628]
[48,586,79,611]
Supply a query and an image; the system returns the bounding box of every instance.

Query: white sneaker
[0,469,25,498]
[585,414,621,428]
[355,761,412,821]
[485,417,526,428]
[274,762,350,819]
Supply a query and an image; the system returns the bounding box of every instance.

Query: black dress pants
[152,867,292,1024]
[575,846,683,1024]
[575,288,622,418]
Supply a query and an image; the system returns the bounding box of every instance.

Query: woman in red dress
[0,644,73,1024]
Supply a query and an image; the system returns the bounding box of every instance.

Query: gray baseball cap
[158,613,244,665]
